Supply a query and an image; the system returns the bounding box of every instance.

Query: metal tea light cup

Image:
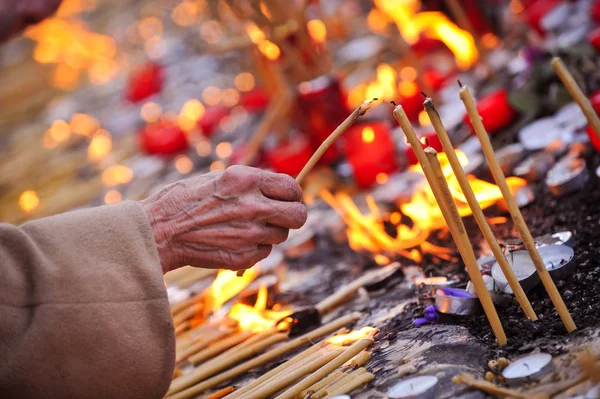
[538,244,576,281]
[502,353,555,386]
[435,288,482,316]
[492,250,540,294]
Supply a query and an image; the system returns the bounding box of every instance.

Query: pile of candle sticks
[166,313,377,399]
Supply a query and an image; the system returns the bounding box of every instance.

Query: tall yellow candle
[393,104,507,346]
[423,97,537,321]
[459,84,576,333]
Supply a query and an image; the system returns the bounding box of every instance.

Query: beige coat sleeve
[0,201,175,399]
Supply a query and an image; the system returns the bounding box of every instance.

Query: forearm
[0,202,174,399]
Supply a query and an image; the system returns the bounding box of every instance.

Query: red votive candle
[295,75,349,164]
[125,62,163,103]
[589,89,600,115]
[139,120,189,155]
[197,106,230,137]
[592,1,600,24]
[240,88,270,112]
[586,125,600,153]
[463,89,517,135]
[525,0,562,35]
[588,27,600,51]
[343,121,398,188]
[265,135,313,177]
[401,91,426,122]
[404,131,444,165]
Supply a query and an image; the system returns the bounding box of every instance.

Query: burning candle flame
[321,150,526,262]
[203,268,259,314]
[374,0,479,70]
[228,285,292,333]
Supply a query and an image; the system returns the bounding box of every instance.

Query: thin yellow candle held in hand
[459,83,576,333]
[296,99,378,184]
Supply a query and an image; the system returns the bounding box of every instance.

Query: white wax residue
[387,376,438,398]
[503,353,553,379]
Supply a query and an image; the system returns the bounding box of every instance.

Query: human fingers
[261,225,290,245]
[218,244,272,271]
[262,200,308,229]
[258,170,303,202]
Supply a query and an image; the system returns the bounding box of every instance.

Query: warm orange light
[204,268,259,314]
[367,8,390,34]
[377,63,396,84]
[365,82,383,101]
[400,66,417,81]
[374,0,478,70]
[221,88,240,108]
[210,160,226,171]
[362,127,375,144]
[19,190,40,213]
[200,20,223,44]
[215,142,233,159]
[321,149,527,262]
[70,113,99,136]
[245,22,265,44]
[101,165,133,186]
[228,285,293,333]
[327,327,376,345]
[141,102,163,123]
[509,0,524,14]
[48,120,71,143]
[104,189,122,204]
[181,99,205,121]
[418,110,431,127]
[258,40,281,61]
[307,19,327,43]
[138,16,163,40]
[51,63,80,91]
[203,86,222,107]
[172,2,198,27]
[376,173,388,185]
[481,33,499,49]
[175,155,193,175]
[347,84,368,108]
[88,129,112,162]
[398,80,418,98]
[88,59,119,85]
[234,72,255,92]
[196,140,212,157]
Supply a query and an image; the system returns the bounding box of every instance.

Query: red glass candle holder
[463,89,517,135]
[265,135,313,177]
[125,62,163,103]
[295,75,349,164]
[586,126,600,153]
[525,0,562,34]
[240,88,270,112]
[343,121,398,188]
[588,28,600,51]
[139,120,188,155]
[197,106,230,137]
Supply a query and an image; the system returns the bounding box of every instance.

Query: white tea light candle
[387,375,439,399]
[502,353,554,386]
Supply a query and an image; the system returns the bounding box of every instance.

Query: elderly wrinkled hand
[140,165,307,273]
